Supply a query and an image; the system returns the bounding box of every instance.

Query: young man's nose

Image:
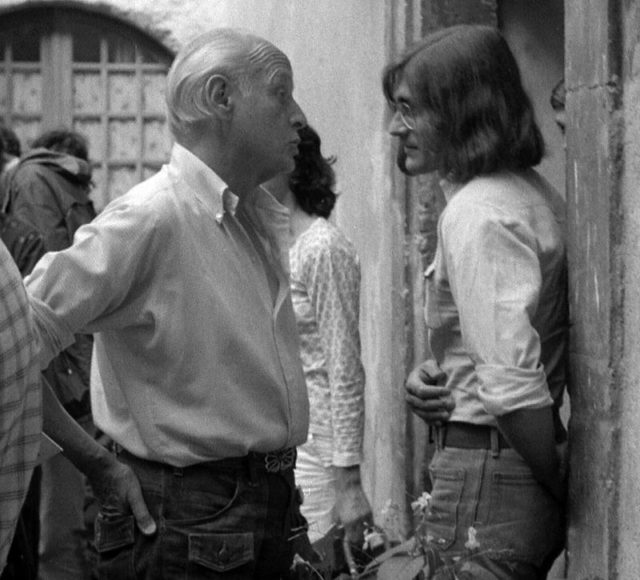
[389,110,408,135]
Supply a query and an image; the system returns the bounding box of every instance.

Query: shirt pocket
[424,263,443,329]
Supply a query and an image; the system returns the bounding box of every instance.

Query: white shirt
[427,170,568,423]
[26,143,309,466]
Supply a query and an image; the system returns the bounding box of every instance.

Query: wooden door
[0,7,173,210]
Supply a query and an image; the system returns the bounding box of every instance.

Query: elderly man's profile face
[231,55,306,184]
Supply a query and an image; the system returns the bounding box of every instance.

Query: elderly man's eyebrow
[268,69,293,88]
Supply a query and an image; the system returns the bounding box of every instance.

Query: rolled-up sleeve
[25,202,156,369]
[442,202,553,416]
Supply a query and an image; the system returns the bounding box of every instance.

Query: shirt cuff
[29,297,75,369]
[477,363,553,416]
[332,450,362,468]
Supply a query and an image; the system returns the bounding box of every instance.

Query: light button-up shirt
[26,143,308,466]
[427,170,568,424]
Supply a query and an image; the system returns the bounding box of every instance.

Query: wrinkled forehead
[246,41,293,83]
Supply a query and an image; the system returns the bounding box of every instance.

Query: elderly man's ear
[205,76,233,116]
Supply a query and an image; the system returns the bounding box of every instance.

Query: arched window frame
[0,6,174,209]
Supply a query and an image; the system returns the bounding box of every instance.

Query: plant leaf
[376,554,427,580]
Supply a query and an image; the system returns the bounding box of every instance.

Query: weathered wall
[565,0,622,577]
[500,0,565,195]
[616,1,640,576]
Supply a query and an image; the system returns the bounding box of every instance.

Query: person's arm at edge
[497,406,565,502]
[41,377,156,534]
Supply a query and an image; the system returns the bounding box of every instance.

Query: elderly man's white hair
[165,28,291,142]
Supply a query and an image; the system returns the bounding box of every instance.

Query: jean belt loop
[490,428,500,458]
[435,425,445,451]
[247,454,259,487]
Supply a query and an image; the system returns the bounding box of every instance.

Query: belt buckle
[264,448,295,473]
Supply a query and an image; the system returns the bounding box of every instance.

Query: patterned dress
[290,217,365,541]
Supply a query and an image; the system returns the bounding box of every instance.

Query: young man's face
[231,59,306,185]
[388,77,439,176]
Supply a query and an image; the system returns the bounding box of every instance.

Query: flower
[410,491,432,515]
[363,527,386,551]
[464,526,481,551]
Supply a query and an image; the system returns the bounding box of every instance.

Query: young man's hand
[405,359,453,425]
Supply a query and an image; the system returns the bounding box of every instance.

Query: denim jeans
[94,450,300,579]
[424,446,565,580]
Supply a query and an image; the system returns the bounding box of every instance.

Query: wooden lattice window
[0,7,174,210]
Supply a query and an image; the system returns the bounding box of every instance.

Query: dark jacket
[5,148,96,417]
[6,149,95,251]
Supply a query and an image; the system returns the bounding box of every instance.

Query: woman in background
[264,125,372,570]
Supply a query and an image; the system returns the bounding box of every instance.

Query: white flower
[411,491,432,515]
[464,526,481,551]
[380,498,396,519]
[363,528,386,551]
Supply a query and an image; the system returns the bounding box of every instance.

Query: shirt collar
[439,178,464,203]
[170,143,239,223]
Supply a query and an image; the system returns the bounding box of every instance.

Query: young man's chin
[396,148,429,176]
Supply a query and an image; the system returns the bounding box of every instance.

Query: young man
[26,28,309,579]
[387,25,569,579]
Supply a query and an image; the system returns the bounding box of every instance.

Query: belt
[116,446,296,475]
[440,422,511,450]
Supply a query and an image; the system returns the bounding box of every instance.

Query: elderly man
[27,28,309,579]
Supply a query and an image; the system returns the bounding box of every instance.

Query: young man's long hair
[383,25,544,182]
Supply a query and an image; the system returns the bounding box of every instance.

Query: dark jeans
[94,450,299,579]
[0,467,40,580]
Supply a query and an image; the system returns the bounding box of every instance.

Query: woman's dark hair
[288,125,337,218]
[550,79,566,112]
[382,25,544,182]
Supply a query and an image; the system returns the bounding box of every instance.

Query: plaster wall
[565,0,621,576]
[499,0,565,196]
[617,2,640,575]
[0,0,404,526]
